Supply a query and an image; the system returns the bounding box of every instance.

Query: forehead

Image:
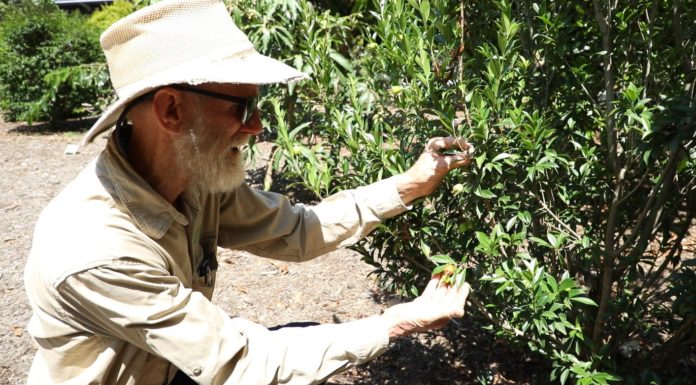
[196,82,259,97]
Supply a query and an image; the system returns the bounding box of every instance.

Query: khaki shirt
[24,130,408,385]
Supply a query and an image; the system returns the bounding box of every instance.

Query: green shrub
[232,0,696,383]
[0,0,102,122]
[88,0,136,32]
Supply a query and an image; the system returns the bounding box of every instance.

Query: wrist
[380,304,412,339]
[395,173,423,205]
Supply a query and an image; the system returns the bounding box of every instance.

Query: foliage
[232,0,696,383]
[26,63,112,123]
[0,0,102,123]
[88,0,136,32]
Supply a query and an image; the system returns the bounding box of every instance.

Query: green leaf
[432,264,446,275]
[559,278,576,292]
[419,0,430,21]
[530,236,552,248]
[329,51,353,72]
[541,310,557,319]
[475,232,491,249]
[570,297,598,306]
[560,368,570,385]
[429,254,455,265]
[492,152,513,162]
[420,240,432,257]
[475,188,497,199]
[455,269,467,288]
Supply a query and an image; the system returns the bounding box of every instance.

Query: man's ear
[151,87,189,134]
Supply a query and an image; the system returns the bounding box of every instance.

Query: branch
[642,2,658,99]
[617,146,681,257]
[593,0,619,177]
[615,169,650,206]
[671,0,694,81]
[635,185,695,300]
[593,183,621,343]
[529,192,582,242]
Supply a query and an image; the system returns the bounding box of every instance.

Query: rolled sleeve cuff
[338,316,391,363]
[354,176,411,219]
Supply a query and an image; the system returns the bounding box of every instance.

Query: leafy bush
[0,0,102,122]
[88,0,136,32]
[231,0,696,383]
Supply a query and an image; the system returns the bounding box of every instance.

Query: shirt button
[192,368,202,376]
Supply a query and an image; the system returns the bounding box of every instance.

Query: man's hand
[380,275,470,339]
[395,137,474,205]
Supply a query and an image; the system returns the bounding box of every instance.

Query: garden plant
[233,0,696,383]
[0,0,108,123]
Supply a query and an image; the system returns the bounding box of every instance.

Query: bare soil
[0,118,534,385]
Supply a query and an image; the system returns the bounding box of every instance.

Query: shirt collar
[98,127,194,239]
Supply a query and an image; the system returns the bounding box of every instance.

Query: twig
[263,145,279,190]
[635,190,695,299]
[617,146,681,257]
[615,169,650,207]
[642,2,658,99]
[469,292,565,350]
[530,192,583,242]
[563,58,598,106]
[469,292,523,337]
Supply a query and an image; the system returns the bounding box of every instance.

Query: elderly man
[24,1,474,384]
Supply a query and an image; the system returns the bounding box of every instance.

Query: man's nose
[239,110,263,136]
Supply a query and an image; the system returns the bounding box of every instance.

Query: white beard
[173,117,248,193]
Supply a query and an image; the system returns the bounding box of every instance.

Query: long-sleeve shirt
[24,129,409,385]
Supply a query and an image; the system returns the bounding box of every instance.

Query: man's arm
[216,137,473,261]
[56,263,469,385]
[216,176,408,261]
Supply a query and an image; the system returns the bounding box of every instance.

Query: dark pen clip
[197,254,218,286]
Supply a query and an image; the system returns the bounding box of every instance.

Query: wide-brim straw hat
[82,0,307,145]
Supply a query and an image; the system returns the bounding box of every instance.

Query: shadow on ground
[334,317,547,385]
[6,117,97,135]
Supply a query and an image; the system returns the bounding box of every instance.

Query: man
[24,1,474,384]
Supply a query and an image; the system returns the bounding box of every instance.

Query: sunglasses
[169,84,259,125]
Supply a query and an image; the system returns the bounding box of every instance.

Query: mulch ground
[0,118,537,385]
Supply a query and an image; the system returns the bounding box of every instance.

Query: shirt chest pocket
[192,235,218,295]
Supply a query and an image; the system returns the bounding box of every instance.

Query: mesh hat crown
[82,0,307,145]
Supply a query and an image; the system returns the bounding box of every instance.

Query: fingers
[424,137,475,172]
[422,275,442,298]
[445,154,474,170]
[425,136,474,154]
[457,281,471,297]
[438,280,470,318]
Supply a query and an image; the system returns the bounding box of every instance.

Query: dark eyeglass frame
[169,84,259,125]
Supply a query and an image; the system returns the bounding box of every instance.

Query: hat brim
[81,52,308,145]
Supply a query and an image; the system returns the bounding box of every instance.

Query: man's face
[173,83,262,193]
